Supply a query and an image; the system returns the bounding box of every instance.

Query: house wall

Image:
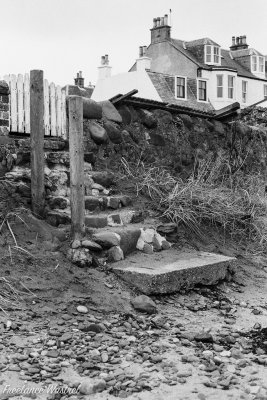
[92,70,162,102]
[0,82,9,136]
[146,41,198,78]
[201,70,266,109]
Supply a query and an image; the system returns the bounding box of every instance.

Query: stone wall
[0,81,9,136]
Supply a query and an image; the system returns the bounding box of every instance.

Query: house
[92,15,267,111]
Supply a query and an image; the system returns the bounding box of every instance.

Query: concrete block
[112,251,236,295]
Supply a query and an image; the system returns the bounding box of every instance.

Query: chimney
[151,14,171,44]
[97,55,112,80]
[74,71,85,88]
[230,35,249,51]
[136,47,151,71]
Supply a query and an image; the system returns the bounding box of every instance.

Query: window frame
[242,80,248,103]
[216,74,224,98]
[175,76,187,100]
[197,79,208,102]
[228,75,235,99]
[205,45,221,65]
[259,57,265,73]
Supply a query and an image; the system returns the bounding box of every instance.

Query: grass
[120,153,267,246]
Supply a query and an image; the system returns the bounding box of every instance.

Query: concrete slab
[112,250,236,294]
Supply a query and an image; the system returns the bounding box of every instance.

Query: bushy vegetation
[121,152,267,247]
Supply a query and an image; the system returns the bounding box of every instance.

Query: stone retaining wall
[0,81,9,136]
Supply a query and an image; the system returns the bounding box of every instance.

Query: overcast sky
[1,0,267,86]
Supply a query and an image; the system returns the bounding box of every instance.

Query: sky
[1,0,267,86]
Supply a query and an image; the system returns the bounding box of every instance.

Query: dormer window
[205,45,221,65]
[251,55,265,73]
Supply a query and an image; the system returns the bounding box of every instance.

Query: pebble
[77,305,88,314]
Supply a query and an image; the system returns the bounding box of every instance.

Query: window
[264,85,267,98]
[176,77,186,99]
[251,55,265,73]
[217,75,223,98]
[198,80,207,101]
[228,76,235,99]
[252,56,257,72]
[259,57,265,73]
[206,46,212,63]
[242,81,248,103]
[205,45,220,65]
[214,47,220,64]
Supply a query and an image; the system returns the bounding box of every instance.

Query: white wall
[92,70,161,102]
[202,69,267,109]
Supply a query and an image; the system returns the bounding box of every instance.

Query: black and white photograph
[0,0,267,399]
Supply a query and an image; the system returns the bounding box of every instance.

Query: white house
[92,16,267,112]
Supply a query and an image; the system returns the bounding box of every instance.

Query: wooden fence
[0,73,67,138]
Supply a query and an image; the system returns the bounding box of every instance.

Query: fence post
[30,70,45,217]
[68,95,85,239]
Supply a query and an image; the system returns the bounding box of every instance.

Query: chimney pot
[139,46,143,58]
[156,17,160,27]
[164,14,168,25]
[105,54,109,65]
[236,37,240,45]
[232,36,235,46]
[142,46,147,56]
[160,17,164,25]
[153,18,157,28]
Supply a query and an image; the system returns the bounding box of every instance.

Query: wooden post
[68,95,85,239]
[30,70,45,217]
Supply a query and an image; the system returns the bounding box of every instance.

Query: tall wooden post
[30,70,45,217]
[68,95,85,239]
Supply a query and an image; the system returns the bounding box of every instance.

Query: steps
[112,250,236,294]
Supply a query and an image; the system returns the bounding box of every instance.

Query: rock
[142,228,155,243]
[77,305,88,314]
[107,246,124,262]
[194,332,213,343]
[101,353,109,363]
[82,323,103,333]
[46,349,59,358]
[84,196,101,211]
[131,295,157,314]
[68,248,93,267]
[88,121,108,145]
[117,105,132,125]
[81,239,103,252]
[72,239,81,249]
[138,109,157,128]
[118,228,141,256]
[99,100,122,123]
[153,109,173,125]
[156,223,177,234]
[179,114,193,129]
[153,232,164,251]
[90,171,115,187]
[49,196,69,210]
[79,379,106,395]
[82,98,102,119]
[0,80,9,95]
[103,121,122,144]
[136,237,145,251]
[143,243,154,254]
[162,240,171,250]
[92,231,121,249]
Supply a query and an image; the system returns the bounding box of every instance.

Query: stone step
[112,250,236,295]
[47,194,132,212]
[46,208,144,228]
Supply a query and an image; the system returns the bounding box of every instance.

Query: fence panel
[1,73,67,137]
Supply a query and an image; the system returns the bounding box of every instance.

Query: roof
[186,38,220,47]
[220,49,257,79]
[147,71,214,113]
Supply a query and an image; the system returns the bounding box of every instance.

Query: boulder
[90,171,115,187]
[117,105,132,125]
[107,246,124,262]
[81,239,103,252]
[92,231,121,248]
[118,228,141,255]
[179,113,193,129]
[83,98,102,119]
[103,121,122,144]
[149,132,165,146]
[138,109,157,129]
[0,80,9,95]
[131,295,157,314]
[88,122,108,145]
[143,243,154,254]
[153,109,173,125]
[99,100,122,123]
[67,248,93,267]
[48,196,69,210]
